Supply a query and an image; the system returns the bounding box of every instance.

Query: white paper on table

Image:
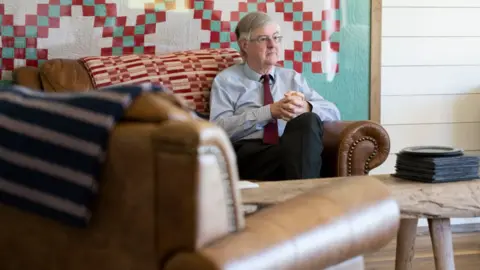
[238,181,259,189]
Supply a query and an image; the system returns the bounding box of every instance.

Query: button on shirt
[209,63,341,143]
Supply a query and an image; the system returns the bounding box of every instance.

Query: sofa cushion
[40,59,94,92]
[80,48,242,113]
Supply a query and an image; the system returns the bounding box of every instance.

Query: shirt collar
[243,63,276,83]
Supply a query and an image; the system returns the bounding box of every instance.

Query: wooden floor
[365,227,480,270]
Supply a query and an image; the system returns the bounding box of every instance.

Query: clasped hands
[270,91,311,121]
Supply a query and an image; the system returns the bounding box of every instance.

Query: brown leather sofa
[13,56,391,177]
[0,89,399,270]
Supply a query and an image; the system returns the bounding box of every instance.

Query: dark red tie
[261,74,279,144]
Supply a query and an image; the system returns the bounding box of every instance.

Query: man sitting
[209,11,341,181]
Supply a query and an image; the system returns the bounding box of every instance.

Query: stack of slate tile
[393,146,480,183]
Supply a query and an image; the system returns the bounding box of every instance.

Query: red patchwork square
[37,4,49,16]
[303,31,312,41]
[210,32,220,42]
[312,62,322,73]
[82,6,95,16]
[302,52,312,62]
[14,48,26,59]
[275,2,284,12]
[284,13,293,22]
[13,26,26,37]
[25,15,37,26]
[293,2,303,11]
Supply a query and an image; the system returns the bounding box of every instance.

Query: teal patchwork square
[112,47,123,55]
[303,21,312,31]
[83,0,94,6]
[303,41,312,52]
[60,0,72,5]
[293,12,303,22]
[330,34,340,43]
[123,36,134,47]
[104,17,116,27]
[302,62,312,73]
[134,46,144,54]
[283,3,293,12]
[194,0,204,10]
[203,10,212,19]
[113,27,124,37]
[14,37,26,48]
[26,48,37,60]
[145,13,157,24]
[38,16,49,27]
[312,31,321,41]
[322,20,331,30]
[155,3,166,11]
[336,9,341,19]
[210,21,220,32]
[283,60,293,69]
[95,5,106,16]
[2,48,14,58]
[25,26,37,37]
[1,26,14,37]
[247,3,258,12]
[0,79,14,86]
[220,32,230,42]
[294,51,302,62]
[49,5,60,17]
[210,43,220,49]
[230,43,240,51]
[135,25,145,35]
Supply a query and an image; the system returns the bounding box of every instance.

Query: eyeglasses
[249,35,283,44]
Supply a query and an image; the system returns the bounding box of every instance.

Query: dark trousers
[233,112,324,180]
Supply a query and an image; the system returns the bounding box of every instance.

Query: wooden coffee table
[241,175,480,270]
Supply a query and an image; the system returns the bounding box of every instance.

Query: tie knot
[261,74,271,83]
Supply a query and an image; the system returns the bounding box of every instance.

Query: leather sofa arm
[322,121,390,177]
[13,59,94,92]
[164,176,400,270]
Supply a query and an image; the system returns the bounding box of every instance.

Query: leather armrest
[165,176,400,270]
[322,121,390,177]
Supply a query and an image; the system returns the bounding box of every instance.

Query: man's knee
[287,112,323,133]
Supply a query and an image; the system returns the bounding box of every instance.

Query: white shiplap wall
[370,0,480,226]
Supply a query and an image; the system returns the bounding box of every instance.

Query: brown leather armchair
[0,89,399,269]
[13,56,391,177]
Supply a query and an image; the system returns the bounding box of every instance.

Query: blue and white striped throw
[0,83,167,227]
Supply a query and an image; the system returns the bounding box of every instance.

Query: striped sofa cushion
[0,83,166,227]
[80,48,243,114]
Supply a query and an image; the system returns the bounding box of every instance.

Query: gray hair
[235,12,280,57]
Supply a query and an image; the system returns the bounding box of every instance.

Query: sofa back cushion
[81,48,242,113]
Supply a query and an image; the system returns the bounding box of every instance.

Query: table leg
[395,218,418,270]
[428,218,455,270]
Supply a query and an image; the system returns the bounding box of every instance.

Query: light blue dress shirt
[209,63,341,142]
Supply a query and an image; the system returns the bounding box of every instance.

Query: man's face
[243,23,282,69]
